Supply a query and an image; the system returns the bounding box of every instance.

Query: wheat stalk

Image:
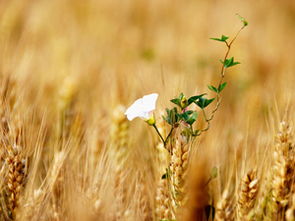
[135,173,152,221]
[16,188,44,221]
[110,105,130,220]
[58,76,78,140]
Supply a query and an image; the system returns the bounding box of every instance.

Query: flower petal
[124,93,158,121]
[125,98,143,120]
[141,93,158,112]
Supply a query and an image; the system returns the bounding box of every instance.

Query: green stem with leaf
[196,19,247,136]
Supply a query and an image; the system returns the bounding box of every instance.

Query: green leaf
[208,85,218,93]
[210,166,218,179]
[172,92,184,104]
[177,111,198,125]
[236,14,248,26]
[171,93,188,109]
[195,97,215,109]
[218,82,227,92]
[161,172,168,179]
[186,111,198,125]
[221,35,229,41]
[163,107,179,125]
[221,57,240,68]
[184,110,193,115]
[188,93,206,105]
[141,48,155,61]
[210,35,229,42]
[170,98,180,106]
[177,112,190,121]
[209,83,227,93]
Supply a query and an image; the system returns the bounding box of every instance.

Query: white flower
[125,93,158,121]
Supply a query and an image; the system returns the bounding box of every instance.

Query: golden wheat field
[0,0,295,220]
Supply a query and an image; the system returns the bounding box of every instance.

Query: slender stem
[229,25,245,46]
[164,127,174,145]
[202,108,209,122]
[152,124,165,145]
[204,177,214,186]
[200,108,211,132]
[189,124,193,133]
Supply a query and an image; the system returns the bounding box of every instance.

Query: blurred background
[0,1,295,220]
[0,0,294,160]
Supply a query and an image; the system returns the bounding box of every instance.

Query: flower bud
[180,96,188,109]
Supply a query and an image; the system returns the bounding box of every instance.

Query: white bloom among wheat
[125,93,159,122]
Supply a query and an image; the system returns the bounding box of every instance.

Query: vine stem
[152,124,174,149]
[164,127,174,145]
[152,124,165,145]
[196,24,246,136]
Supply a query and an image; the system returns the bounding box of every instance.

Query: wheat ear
[237,169,259,220]
[271,122,294,207]
[170,134,189,210]
[6,145,26,218]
